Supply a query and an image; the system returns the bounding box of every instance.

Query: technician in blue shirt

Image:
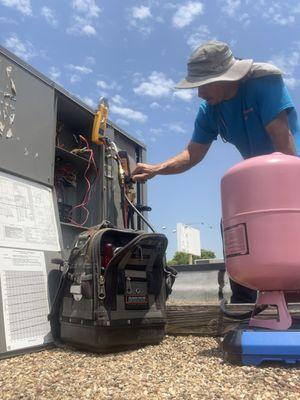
[132,41,300,303]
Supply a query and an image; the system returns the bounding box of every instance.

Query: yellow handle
[91,100,108,145]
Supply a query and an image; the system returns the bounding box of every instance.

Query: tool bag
[49,222,175,352]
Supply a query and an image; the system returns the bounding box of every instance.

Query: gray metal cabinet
[0,45,148,358]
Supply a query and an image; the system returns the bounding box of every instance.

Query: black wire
[109,142,156,233]
[124,193,156,233]
[220,299,268,320]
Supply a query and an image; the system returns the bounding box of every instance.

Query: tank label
[224,223,249,258]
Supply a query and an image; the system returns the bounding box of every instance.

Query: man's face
[197,81,228,105]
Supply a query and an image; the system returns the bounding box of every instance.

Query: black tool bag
[49,223,175,352]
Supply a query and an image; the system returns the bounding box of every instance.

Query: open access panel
[0,44,148,358]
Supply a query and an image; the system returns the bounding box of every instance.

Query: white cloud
[150,102,160,109]
[150,122,186,137]
[116,118,129,127]
[132,6,152,20]
[96,80,109,89]
[165,123,186,134]
[172,2,204,29]
[111,94,125,105]
[245,1,296,27]
[71,0,101,18]
[134,71,195,101]
[4,33,35,60]
[222,0,241,17]
[187,25,212,50]
[0,16,17,24]
[110,104,148,123]
[96,80,120,91]
[221,0,250,25]
[85,56,95,64]
[70,74,81,84]
[81,24,96,35]
[68,64,93,74]
[49,67,61,81]
[0,0,32,16]
[268,47,300,89]
[150,127,163,135]
[128,5,154,35]
[82,97,96,108]
[149,127,162,142]
[67,16,96,36]
[268,52,299,74]
[133,71,175,97]
[284,77,300,90]
[271,14,295,26]
[97,91,108,99]
[173,89,193,101]
[41,6,58,27]
[132,72,143,85]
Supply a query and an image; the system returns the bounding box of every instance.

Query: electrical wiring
[68,135,99,227]
[78,135,98,204]
[104,139,128,228]
[108,138,156,233]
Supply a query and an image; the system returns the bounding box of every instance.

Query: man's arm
[266,110,296,155]
[131,141,211,182]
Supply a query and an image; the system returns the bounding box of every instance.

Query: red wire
[68,135,99,226]
[69,150,91,226]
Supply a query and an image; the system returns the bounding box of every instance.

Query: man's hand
[131,163,158,183]
[131,141,211,183]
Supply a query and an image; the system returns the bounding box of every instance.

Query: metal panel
[0,51,56,186]
[170,265,231,303]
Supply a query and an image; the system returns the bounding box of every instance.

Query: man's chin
[207,99,216,105]
[208,98,222,105]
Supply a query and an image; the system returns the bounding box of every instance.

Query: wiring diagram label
[0,171,60,251]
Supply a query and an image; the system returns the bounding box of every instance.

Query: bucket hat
[175,41,253,89]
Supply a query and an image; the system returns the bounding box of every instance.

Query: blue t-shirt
[192,75,300,159]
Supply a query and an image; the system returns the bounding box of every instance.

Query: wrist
[152,163,163,176]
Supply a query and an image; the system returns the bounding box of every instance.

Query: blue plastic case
[222,321,300,366]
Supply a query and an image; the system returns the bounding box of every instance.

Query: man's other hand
[131,163,158,183]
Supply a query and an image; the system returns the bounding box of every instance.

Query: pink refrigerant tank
[221,152,300,330]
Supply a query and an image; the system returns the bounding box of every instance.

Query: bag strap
[48,260,70,318]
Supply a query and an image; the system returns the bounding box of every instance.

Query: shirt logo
[243,107,253,120]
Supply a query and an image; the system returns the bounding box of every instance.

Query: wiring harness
[68,135,98,226]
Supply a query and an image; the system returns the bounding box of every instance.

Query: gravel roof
[1,335,299,399]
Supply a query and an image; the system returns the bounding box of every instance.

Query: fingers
[131,163,154,183]
[131,173,149,183]
[131,163,146,175]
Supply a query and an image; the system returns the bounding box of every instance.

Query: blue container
[222,321,300,366]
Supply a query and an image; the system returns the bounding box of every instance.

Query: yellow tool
[91,97,109,145]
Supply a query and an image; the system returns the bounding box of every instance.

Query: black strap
[48,261,70,323]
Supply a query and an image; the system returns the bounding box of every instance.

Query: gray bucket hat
[175,41,253,89]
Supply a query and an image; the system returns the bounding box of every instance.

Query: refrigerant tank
[221,152,300,291]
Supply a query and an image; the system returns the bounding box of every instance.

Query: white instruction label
[0,248,51,351]
[224,223,249,258]
[0,171,60,251]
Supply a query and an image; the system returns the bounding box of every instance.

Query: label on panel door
[224,223,249,258]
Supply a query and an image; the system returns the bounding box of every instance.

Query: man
[131,41,300,303]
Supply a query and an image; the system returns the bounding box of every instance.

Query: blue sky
[1,0,300,259]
